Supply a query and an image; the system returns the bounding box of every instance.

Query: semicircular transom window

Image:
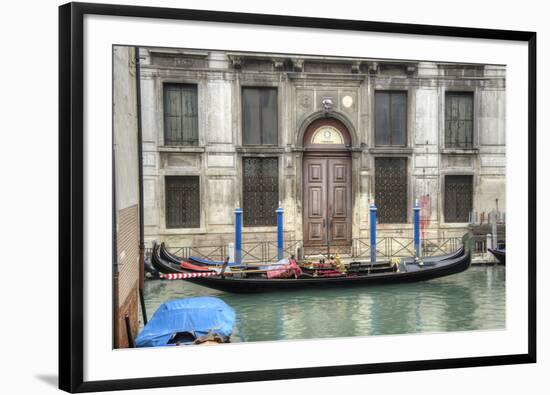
[310,126,345,145]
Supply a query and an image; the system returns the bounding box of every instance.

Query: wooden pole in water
[139,287,147,325]
[124,314,135,348]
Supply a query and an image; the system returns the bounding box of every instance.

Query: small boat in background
[488,248,506,265]
[150,242,187,274]
[159,243,224,267]
[159,242,284,272]
[135,297,236,347]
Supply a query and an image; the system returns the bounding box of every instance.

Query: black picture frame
[59,2,537,393]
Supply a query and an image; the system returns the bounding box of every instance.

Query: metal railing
[147,235,479,264]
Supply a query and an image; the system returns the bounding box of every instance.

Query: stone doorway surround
[296,114,361,253]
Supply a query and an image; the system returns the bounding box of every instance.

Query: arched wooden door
[302,118,352,248]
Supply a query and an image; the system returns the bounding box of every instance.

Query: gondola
[159,243,206,266]
[154,242,222,273]
[150,242,188,274]
[160,243,228,267]
[159,242,282,271]
[183,236,472,293]
[488,248,506,265]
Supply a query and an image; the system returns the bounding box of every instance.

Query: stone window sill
[162,228,207,235]
[236,146,285,154]
[158,146,206,153]
[441,148,479,155]
[368,147,413,155]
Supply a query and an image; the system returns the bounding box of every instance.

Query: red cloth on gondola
[179,260,215,272]
[266,258,302,279]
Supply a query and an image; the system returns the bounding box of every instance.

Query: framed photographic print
[59,1,536,392]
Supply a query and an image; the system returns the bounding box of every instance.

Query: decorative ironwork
[375,158,408,223]
[243,157,279,226]
[146,235,491,264]
[165,176,200,228]
[444,175,473,222]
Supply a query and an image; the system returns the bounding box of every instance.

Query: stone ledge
[368,147,414,155]
[158,146,206,153]
[441,148,479,155]
[236,146,285,154]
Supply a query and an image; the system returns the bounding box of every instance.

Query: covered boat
[183,235,473,293]
[488,248,506,265]
[135,297,236,347]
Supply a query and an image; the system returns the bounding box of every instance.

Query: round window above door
[303,118,352,150]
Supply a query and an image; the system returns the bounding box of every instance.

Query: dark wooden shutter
[444,175,473,222]
[242,88,278,145]
[243,157,279,226]
[261,88,278,145]
[375,158,408,223]
[375,92,391,146]
[445,93,473,149]
[375,91,407,146]
[163,84,198,146]
[165,176,200,228]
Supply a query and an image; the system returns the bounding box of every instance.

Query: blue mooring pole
[234,207,243,265]
[413,199,421,259]
[370,204,377,265]
[276,205,284,261]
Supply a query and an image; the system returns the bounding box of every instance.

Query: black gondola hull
[184,249,471,293]
[151,243,188,274]
[488,248,506,265]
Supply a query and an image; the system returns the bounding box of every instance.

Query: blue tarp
[135,297,236,347]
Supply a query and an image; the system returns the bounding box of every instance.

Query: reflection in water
[141,266,505,342]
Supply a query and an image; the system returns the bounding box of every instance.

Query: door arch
[302,118,352,248]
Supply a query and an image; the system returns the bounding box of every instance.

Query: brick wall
[117,205,140,308]
[115,204,140,348]
[116,281,139,348]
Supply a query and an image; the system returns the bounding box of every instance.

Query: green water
[140,265,505,342]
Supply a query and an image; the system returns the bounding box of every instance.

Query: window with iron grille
[375,157,408,223]
[445,92,474,149]
[444,175,473,223]
[163,84,198,146]
[242,157,279,226]
[375,91,407,146]
[165,176,200,228]
[242,87,278,145]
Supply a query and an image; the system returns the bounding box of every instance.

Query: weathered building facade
[138,47,506,253]
[113,46,141,348]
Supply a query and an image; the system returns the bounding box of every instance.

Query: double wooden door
[303,156,352,247]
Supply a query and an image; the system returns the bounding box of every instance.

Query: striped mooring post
[413,199,421,259]
[234,207,243,265]
[276,205,284,261]
[370,203,377,265]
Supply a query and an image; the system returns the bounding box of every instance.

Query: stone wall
[113,46,141,348]
[138,47,506,249]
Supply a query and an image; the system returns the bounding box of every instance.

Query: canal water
[140,265,505,342]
